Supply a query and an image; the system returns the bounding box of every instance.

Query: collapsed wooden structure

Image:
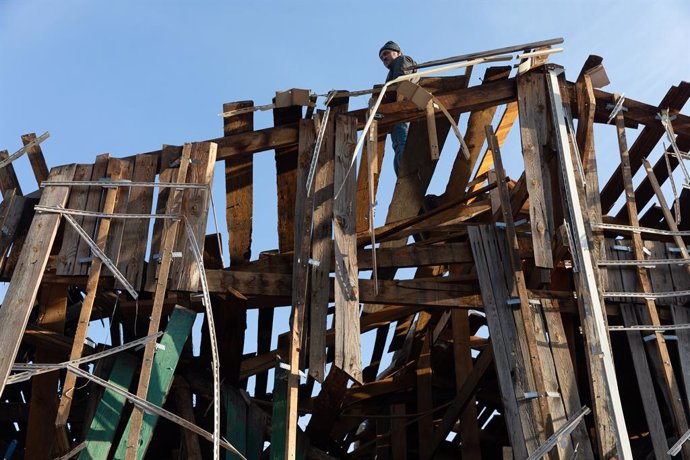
[0,39,689,459]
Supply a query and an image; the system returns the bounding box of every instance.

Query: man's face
[379,49,400,69]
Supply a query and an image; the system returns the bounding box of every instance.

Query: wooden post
[116,306,196,459]
[333,114,362,384]
[56,159,129,439]
[285,119,317,460]
[0,164,75,397]
[124,143,193,459]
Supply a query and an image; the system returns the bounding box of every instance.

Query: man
[379,41,417,175]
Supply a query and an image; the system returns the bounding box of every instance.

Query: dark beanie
[379,40,401,54]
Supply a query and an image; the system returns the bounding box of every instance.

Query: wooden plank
[468,102,519,197]
[74,154,110,275]
[285,119,317,460]
[173,378,202,460]
[0,163,75,397]
[274,104,303,253]
[613,101,690,459]
[0,149,23,196]
[224,100,254,266]
[416,332,433,458]
[125,144,192,458]
[254,308,274,399]
[117,153,157,290]
[443,67,510,200]
[21,132,50,184]
[305,366,350,453]
[169,142,218,291]
[115,306,196,459]
[308,110,336,383]
[333,114,362,383]
[144,145,180,290]
[79,353,137,460]
[390,403,407,460]
[56,164,94,275]
[355,129,384,234]
[516,68,554,268]
[0,191,28,273]
[270,367,289,460]
[104,157,134,270]
[308,97,347,382]
[25,285,67,460]
[451,308,481,460]
[224,387,247,460]
[540,300,595,460]
[469,226,530,459]
[55,158,128,438]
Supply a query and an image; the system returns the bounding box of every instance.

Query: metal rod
[409,37,563,70]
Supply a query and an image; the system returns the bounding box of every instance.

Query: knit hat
[379,41,401,54]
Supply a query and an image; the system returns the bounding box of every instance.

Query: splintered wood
[0,41,689,459]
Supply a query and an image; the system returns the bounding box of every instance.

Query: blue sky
[1,1,689,392]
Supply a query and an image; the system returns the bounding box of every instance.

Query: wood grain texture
[0,163,76,397]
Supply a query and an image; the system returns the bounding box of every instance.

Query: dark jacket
[386,54,417,82]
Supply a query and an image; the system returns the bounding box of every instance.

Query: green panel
[79,353,137,460]
[224,386,247,460]
[114,306,196,459]
[270,367,288,460]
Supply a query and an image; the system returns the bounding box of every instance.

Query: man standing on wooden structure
[379,40,417,175]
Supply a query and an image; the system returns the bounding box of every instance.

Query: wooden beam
[21,132,50,184]
[25,285,67,459]
[285,119,316,460]
[174,378,203,460]
[80,353,137,460]
[74,154,110,276]
[0,149,23,196]
[333,114,362,383]
[516,68,554,268]
[125,143,192,459]
[117,153,157,290]
[115,306,196,459]
[169,142,217,291]
[0,164,75,397]
[309,99,347,382]
[224,100,254,266]
[55,158,129,439]
[274,104,303,253]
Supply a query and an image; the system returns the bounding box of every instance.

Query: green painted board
[114,306,196,459]
[270,367,288,460]
[224,386,247,460]
[79,353,137,460]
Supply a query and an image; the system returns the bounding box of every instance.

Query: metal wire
[8,332,162,384]
[64,364,244,458]
[183,217,221,460]
[39,205,139,299]
[41,180,208,189]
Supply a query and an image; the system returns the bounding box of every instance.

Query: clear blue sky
[1,0,688,387]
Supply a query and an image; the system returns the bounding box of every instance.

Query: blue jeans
[391,122,409,176]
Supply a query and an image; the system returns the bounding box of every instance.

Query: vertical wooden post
[285,119,317,460]
[25,285,67,459]
[333,114,362,384]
